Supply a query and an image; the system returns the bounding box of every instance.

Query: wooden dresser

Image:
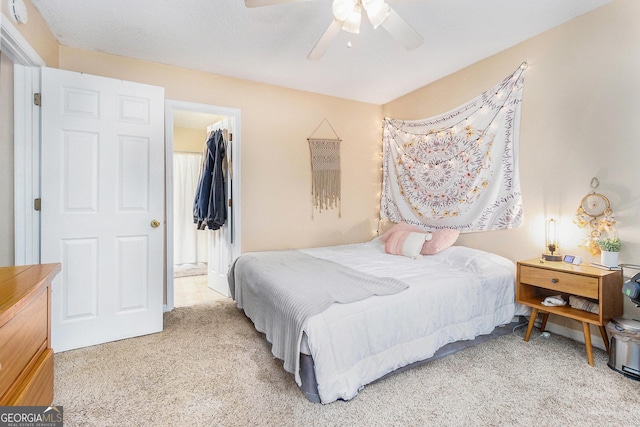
[0,263,60,406]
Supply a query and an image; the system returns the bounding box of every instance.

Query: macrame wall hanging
[381,62,527,232]
[308,118,341,218]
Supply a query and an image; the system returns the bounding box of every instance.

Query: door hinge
[228,132,232,142]
[228,199,232,207]
[34,93,41,106]
[34,198,41,211]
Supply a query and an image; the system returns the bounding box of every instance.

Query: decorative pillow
[384,231,433,259]
[421,229,460,255]
[379,222,430,243]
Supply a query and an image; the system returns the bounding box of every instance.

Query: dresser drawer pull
[551,278,559,283]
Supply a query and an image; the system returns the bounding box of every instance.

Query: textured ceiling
[31,0,610,104]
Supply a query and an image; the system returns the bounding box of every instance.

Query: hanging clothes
[193,129,227,230]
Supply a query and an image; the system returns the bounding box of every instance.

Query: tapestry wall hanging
[381,63,527,232]
[308,119,341,217]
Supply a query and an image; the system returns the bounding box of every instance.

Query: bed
[228,234,527,404]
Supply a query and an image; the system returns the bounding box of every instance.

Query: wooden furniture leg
[516,259,623,367]
[582,322,594,366]
[540,312,549,332]
[599,325,610,354]
[524,308,539,342]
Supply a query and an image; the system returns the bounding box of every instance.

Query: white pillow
[384,231,432,259]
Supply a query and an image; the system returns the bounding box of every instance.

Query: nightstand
[516,258,623,366]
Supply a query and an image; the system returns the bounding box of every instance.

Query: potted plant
[596,237,621,267]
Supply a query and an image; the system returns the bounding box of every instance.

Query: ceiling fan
[245,0,424,59]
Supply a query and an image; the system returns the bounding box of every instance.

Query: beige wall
[384,0,640,327]
[58,46,382,252]
[1,0,59,66]
[0,52,14,266]
[174,126,206,153]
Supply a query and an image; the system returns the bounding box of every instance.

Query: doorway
[164,100,242,311]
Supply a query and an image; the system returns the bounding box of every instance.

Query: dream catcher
[574,177,616,255]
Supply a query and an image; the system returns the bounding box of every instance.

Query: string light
[383,63,526,159]
[389,93,513,138]
[380,63,527,224]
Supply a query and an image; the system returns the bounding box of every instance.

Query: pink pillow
[379,222,430,243]
[380,222,460,255]
[384,231,432,259]
[421,229,460,255]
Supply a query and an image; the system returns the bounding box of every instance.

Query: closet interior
[172,110,232,306]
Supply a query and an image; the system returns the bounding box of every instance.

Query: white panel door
[208,226,231,297]
[207,122,233,298]
[41,67,165,352]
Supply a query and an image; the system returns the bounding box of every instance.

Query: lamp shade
[542,218,562,261]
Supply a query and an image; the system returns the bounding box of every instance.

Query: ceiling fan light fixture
[332,0,357,22]
[289,0,423,59]
[364,1,390,29]
[342,4,362,34]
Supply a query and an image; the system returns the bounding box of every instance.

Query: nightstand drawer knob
[551,278,559,283]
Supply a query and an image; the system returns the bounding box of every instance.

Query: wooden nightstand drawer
[516,258,623,367]
[519,265,599,299]
[0,289,48,399]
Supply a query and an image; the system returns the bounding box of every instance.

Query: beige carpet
[54,300,640,426]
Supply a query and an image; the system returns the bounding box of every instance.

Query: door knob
[151,220,161,228]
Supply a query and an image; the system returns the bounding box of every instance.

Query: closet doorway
[165,100,242,310]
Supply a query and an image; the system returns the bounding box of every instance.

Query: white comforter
[299,239,524,403]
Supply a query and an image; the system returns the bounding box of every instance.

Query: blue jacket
[193,130,227,230]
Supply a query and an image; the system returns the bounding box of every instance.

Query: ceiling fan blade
[307,19,343,60]
[244,0,311,8]
[380,7,424,51]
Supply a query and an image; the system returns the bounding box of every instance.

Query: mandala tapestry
[381,63,527,232]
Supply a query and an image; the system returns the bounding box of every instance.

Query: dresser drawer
[519,265,599,299]
[0,289,48,399]
[6,349,54,406]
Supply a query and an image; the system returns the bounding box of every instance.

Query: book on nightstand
[589,262,622,271]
